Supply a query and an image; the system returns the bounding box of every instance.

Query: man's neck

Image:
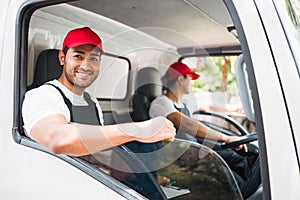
[57,78,84,96]
[166,90,182,104]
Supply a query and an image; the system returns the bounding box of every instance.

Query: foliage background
[190,56,239,103]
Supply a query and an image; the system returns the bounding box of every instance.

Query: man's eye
[90,57,99,62]
[74,55,83,59]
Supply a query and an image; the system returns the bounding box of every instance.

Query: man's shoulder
[24,80,62,99]
[151,95,171,105]
[150,95,173,111]
[149,95,178,118]
[26,80,58,90]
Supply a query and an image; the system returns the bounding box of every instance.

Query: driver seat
[27,49,62,91]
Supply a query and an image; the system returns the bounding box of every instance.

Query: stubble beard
[64,68,97,90]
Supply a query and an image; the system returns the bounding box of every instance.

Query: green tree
[191,56,238,96]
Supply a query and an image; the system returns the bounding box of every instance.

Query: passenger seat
[130,67,162,122]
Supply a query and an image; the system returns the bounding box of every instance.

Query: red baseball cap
[62,27,104,54]
[164,62,200,81]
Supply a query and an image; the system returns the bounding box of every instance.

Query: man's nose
[80,60,90,70]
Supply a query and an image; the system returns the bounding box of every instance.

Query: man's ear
[58,50,65,65]
[177,76,184,84]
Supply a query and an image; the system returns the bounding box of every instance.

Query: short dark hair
[163,75,187,92]
[63,46,69,55]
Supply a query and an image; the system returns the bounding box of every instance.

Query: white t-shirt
[150,95,198,141]
[149,95,184,118]
[22,80,104,137]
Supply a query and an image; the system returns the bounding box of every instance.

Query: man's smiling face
[59,44,101,93]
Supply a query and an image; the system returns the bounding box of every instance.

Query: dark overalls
[47,83,102,126]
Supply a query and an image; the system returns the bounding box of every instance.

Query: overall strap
[82,92,102,125]
[173,102,197,142]
[45,83,102,125]
[46,83,74,122]
[174,103,191,118]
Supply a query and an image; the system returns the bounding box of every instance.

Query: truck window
[182,55,256,134]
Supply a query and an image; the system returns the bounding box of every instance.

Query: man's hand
[131,116,176,143]
[225,135,248,152]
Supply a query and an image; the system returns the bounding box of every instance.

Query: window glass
[87,55,130,100]
[156,140,242,199]
[80,139,242,199]
[183,56,240,109]
[182,56,256,134]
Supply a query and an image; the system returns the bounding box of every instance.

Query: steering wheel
[221,132,258,149]
[193,111,258,152]
[193,110,250,136]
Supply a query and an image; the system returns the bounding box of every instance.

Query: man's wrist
[219,133,229,143]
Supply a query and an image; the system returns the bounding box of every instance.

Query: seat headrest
[27,49,62,90]
[135,67,162,102]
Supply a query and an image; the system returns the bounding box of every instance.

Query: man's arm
[31,114,175,156]
[167,112,244,145]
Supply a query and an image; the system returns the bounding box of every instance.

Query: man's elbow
[47,136,69,154]
[49,141,67,154]
[46,131,77,155]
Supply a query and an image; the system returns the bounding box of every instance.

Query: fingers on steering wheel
[233,143,247,152]
[243,144,248,152]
